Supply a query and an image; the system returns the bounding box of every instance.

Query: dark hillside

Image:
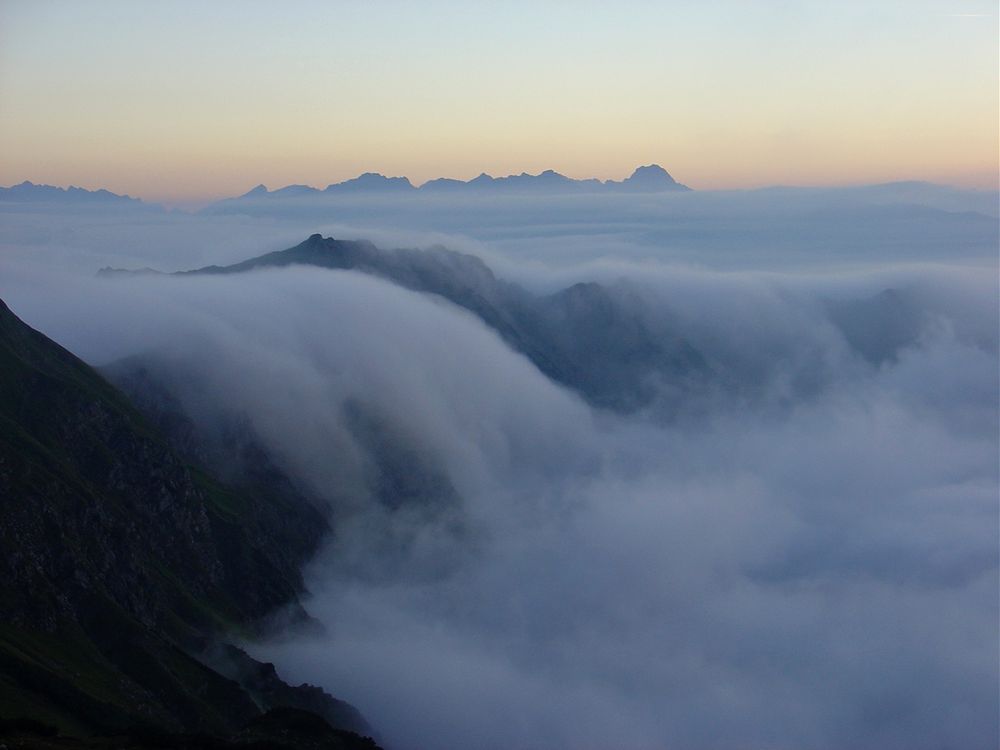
[0,299,376,745]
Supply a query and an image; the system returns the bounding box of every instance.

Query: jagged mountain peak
[325,172,415,191]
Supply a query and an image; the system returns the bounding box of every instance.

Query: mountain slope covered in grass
[0,299,377,746]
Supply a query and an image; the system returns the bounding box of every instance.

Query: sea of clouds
[1,185,997,749]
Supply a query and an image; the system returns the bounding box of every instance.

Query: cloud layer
[1,189,996,749]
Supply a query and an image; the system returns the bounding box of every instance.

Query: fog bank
[1,187,996,749]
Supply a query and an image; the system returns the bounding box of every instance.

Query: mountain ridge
[98,233,935,417]
[219,163,690,204]
[0,181,146,205]
[99,234,710,413]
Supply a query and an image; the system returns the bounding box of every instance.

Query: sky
[0,0,997,203]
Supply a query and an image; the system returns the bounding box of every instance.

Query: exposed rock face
[0,299,376,746]
[204,644,372,736]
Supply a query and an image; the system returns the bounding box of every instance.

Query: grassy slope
[0,299,323,736]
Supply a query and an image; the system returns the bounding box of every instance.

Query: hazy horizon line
[3,170,998,211]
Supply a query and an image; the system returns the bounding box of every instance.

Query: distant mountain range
[0,166,687,210]
[0,180,145,204]
[231,164,690,202]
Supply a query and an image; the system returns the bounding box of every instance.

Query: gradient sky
[0,0,997,203]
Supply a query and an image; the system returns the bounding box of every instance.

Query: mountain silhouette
[0,181,145,204]
[223,164,690,203]
[325,172,415,193]
[101,234,708,413]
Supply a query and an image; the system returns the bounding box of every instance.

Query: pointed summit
[630,164,673,180]
[241,184,269,198]
[619,164,688,191]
